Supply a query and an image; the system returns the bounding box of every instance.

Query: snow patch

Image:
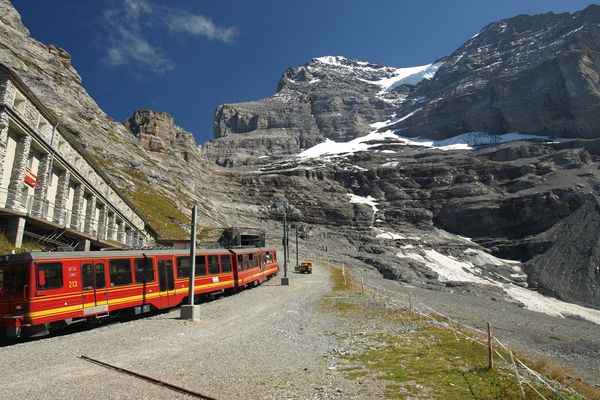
[394,247,600,324]
[347,194,378,213]
[503,285,600,325]
[390,131,564,150]
[374,228,406,240]
[421,249,490,284]
[372,62,444,92]
[297,130,398,159]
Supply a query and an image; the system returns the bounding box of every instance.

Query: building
[0,64,155,250]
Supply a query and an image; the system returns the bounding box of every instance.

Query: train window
[12,267,27,293]
[221,255,231,273]
[95,263,106,289]
[36,263,63,290]
[237,255,244,271]
[0,268,8,295]
[265,252,272,265]
[176,257,190,278]
[82,264,93,290]
[109,259,132,287]
[243,254,249,270]
[165,260,174,290]
[195,255,207,276]
[208,255,220,275]
[134,258,155,284]
[248,253,255,268]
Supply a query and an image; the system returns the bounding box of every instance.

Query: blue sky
[11,0,598,144]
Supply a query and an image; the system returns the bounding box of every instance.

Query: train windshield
[0,266,8,297]
[0,264,27,296]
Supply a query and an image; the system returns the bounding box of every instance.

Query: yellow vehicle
[299,261,313,274]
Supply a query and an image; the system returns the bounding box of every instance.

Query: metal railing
[0,187,144,246]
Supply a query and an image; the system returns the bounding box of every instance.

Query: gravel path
[2,257,598,399]
[0,266,351,400]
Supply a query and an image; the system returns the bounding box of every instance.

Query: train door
[8,265,27,315]
[157,259,175,308]
[0,266,9,317]
[81,261,109,315]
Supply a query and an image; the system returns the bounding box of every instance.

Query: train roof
[0,247,277,263]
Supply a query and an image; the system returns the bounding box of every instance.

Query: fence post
[408,292,413,315]
[487,322,494,370]
[361,277,365,294]
[342,266,347,288]
[509,350,525,398]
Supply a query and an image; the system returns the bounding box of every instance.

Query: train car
[0,247,279,338]
[232,248,278,289]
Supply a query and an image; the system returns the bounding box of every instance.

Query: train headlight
[15,305,23,311]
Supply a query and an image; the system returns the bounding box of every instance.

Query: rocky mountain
[0,0,229,239]
[1,0,600,315]
[390,5,600,139]
[205,6,600,310]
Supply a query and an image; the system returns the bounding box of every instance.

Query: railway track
[79,355,218,400]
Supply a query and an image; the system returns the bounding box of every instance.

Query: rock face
[213,5,600,163]
[524,197,600,308]
[390,5,600,139]
[0,0,227,236]
[124,109,199,162]
[207,56,424,166]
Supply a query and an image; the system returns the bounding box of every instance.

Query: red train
[0,247,279,338]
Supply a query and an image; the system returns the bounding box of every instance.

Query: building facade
[0,64,154,250]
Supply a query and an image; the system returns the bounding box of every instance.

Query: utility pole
[282,204,289,285]
[180,205,200,320]
[274,200,290,286]
[295,224,299,271]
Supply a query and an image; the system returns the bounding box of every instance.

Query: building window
[13,92,26,114]
[36,262,63,290]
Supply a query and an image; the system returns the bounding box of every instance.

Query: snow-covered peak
[376,62,443,92]
[310,56,442,89]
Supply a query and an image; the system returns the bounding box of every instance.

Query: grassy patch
[0,233,41,255]
[325,266,586,400]
[124,185,190,240]
[342,327,577,399]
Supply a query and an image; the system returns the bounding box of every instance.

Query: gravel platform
[1,259,598,399]
[0,266,351,400]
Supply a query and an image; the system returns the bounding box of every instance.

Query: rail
[78,355,218,400]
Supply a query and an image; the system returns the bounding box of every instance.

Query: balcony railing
[0,187,142,246]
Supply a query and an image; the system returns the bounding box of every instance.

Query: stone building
[0,64,155,250]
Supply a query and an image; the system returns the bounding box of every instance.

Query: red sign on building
[24,168,37,187]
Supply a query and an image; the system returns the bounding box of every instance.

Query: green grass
[0,233,42,255]
[324,266,584,400]
[124,185,190,240]
[342,327,578,399]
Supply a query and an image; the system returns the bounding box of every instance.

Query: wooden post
[408,292,413,315]
[361,277,365,294]
[342,266,347,287]
[487,322,494,370]
[448,317,458,341]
